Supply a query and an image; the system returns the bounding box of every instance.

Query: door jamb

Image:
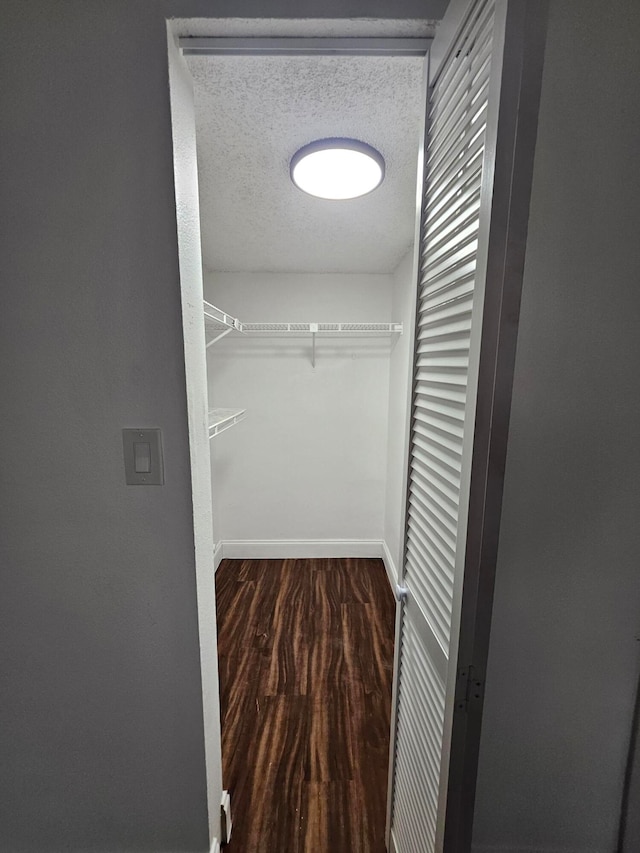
[384,47,430,852]
[442,2,550,851]
[166,28,224,849]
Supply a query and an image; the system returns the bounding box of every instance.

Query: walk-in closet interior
[184,29,428,851]
[189,47,426,567]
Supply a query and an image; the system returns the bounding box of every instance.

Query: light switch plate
[122,429,164,485]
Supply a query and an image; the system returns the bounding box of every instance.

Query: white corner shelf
[208,408,246,439]
[204,304,246,438]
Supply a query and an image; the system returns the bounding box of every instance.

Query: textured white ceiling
[187,51,426,273]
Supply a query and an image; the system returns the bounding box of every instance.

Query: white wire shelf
[208,408,246,439]
[203,299,403,367]
[203,301,403,340]
[241,322,403,337]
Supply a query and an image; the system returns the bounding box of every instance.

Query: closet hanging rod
[179,37,432,57]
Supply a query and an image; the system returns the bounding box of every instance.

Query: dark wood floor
[215,557,396,853]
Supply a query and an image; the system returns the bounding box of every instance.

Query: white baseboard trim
[381,540,398,593]
[215,539,400,594]
[221,789,232,844]
[219,539,384,560]
[213,541,223,572]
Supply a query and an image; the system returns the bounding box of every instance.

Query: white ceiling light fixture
[290,138,385,200]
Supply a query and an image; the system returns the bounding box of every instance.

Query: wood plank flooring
[215,557,396,853]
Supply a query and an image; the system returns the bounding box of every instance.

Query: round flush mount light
[290,138,385,200]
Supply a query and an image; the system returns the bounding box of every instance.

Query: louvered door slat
[414,420,465,460]
[409,492,457,551]
[390,1,496,850]
[428,0,495,109]
[428,91,489,183]
[411,462,460,510]
[428,47,492,162]
[428,58,492,170]
[423,211,482,270]
[410,469,458,522]
[424,178,483,245]
[407,0,492,659]
[405,554,453,638]
[392,616,447,851]
[428,129,485,204]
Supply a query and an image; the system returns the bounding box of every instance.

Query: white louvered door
[388,1,499,850]
[386,0,549,849]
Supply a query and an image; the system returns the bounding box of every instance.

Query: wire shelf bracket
[208,408,246,439]
[204,300,244,348]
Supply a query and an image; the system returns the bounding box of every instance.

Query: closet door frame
[386,1,550,850]
[442,3,549,849]
[171,25,435,850]
[384,42,429,851]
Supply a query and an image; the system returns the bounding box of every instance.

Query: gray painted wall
[10,0,640,850]
[0,2,443,851]
[471,1,640,851]
[164,0,448,18]
[0,4,211,851]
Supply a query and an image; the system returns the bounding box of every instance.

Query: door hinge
[454,665,484,713]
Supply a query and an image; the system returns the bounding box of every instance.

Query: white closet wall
[383,249,416,582]
[205,271,394,552]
